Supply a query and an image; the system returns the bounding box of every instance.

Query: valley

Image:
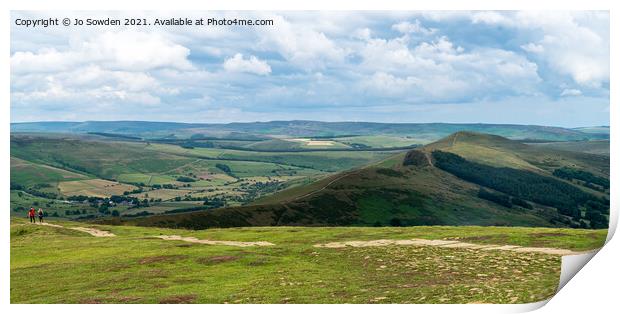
[10,121,609,230]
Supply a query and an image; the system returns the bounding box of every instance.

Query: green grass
[10,157,90,189]
[528,140,610,156]
[335,135,421,147]
[11,136,191,179]
[10,219,606,304]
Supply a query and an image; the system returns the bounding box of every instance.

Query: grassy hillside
[528,140,610,156]
[11,157,90,193]
[123,132,609,230]
[10,219,606,304]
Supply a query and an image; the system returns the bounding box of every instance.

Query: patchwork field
[287,138,343,147]
[58,179,137,198]
[10,219,606,304]
[11,134,396,217]
[334,135,423,147]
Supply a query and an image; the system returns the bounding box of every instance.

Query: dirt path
[451,132,460,147]
[38,222,116,237]
[155,235,274,247]
[313,238,582,256]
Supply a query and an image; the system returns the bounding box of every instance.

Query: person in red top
[28,207,36,223]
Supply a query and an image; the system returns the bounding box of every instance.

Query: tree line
[432,151,609,228]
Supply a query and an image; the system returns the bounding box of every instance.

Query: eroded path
[155,235,275,247]
[38,222,116,237]
[27,222,588,254]
[313,238,581,256]
[28,222,273,247]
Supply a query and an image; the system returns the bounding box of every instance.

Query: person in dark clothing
[38,208,44,223]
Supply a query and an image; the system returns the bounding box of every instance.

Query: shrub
[176,176,196,182]
[477,188,512,208]
[389,217,402,227]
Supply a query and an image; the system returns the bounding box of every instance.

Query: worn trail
[155,235,275,247]
[313,238,582,256]
[38,222,116,237]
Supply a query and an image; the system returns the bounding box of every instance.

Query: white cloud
[471,11,609,88]
[11,31,193,73]
[10,30,193,109]
[354,28,372,40]
[471,11,515,26]
[223,53,271,75]
[357,35,540,101]
[392,20,436,35]
[256,15,348,70]
[521,43,545,53]
[560,88,583,97]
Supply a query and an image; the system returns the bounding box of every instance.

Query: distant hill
[528,140,610,156]
[572,126,610,135]
[11,120,608,142]
[118,132,609,230]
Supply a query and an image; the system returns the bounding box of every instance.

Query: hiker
[28,207,36,223]
[38,208,44,223]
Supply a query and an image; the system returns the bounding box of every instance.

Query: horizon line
[8,119,610,129]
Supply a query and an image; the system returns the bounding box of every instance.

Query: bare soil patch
[139,255,188,265]
[196,255,239,265]
[155,235,274,247]
[38,222,116,237]
[314,238,581,256]
[159,294,197,304]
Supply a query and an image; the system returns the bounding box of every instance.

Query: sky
[10,11,610,127]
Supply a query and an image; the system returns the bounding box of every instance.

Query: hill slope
[118,132,609,230]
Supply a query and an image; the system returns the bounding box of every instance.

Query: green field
[146,143,393,172]
[335,135,427,146]
[10,219,606,304]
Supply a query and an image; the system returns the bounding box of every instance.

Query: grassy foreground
[10,218,606,304]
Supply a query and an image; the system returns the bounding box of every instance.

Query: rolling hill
[11,120,608,142]
[120,132,609,230]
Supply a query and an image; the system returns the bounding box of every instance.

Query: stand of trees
[553,167,609,189]
[477,189,512,208]
[477,189,534,209]
[432,150,608,228]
